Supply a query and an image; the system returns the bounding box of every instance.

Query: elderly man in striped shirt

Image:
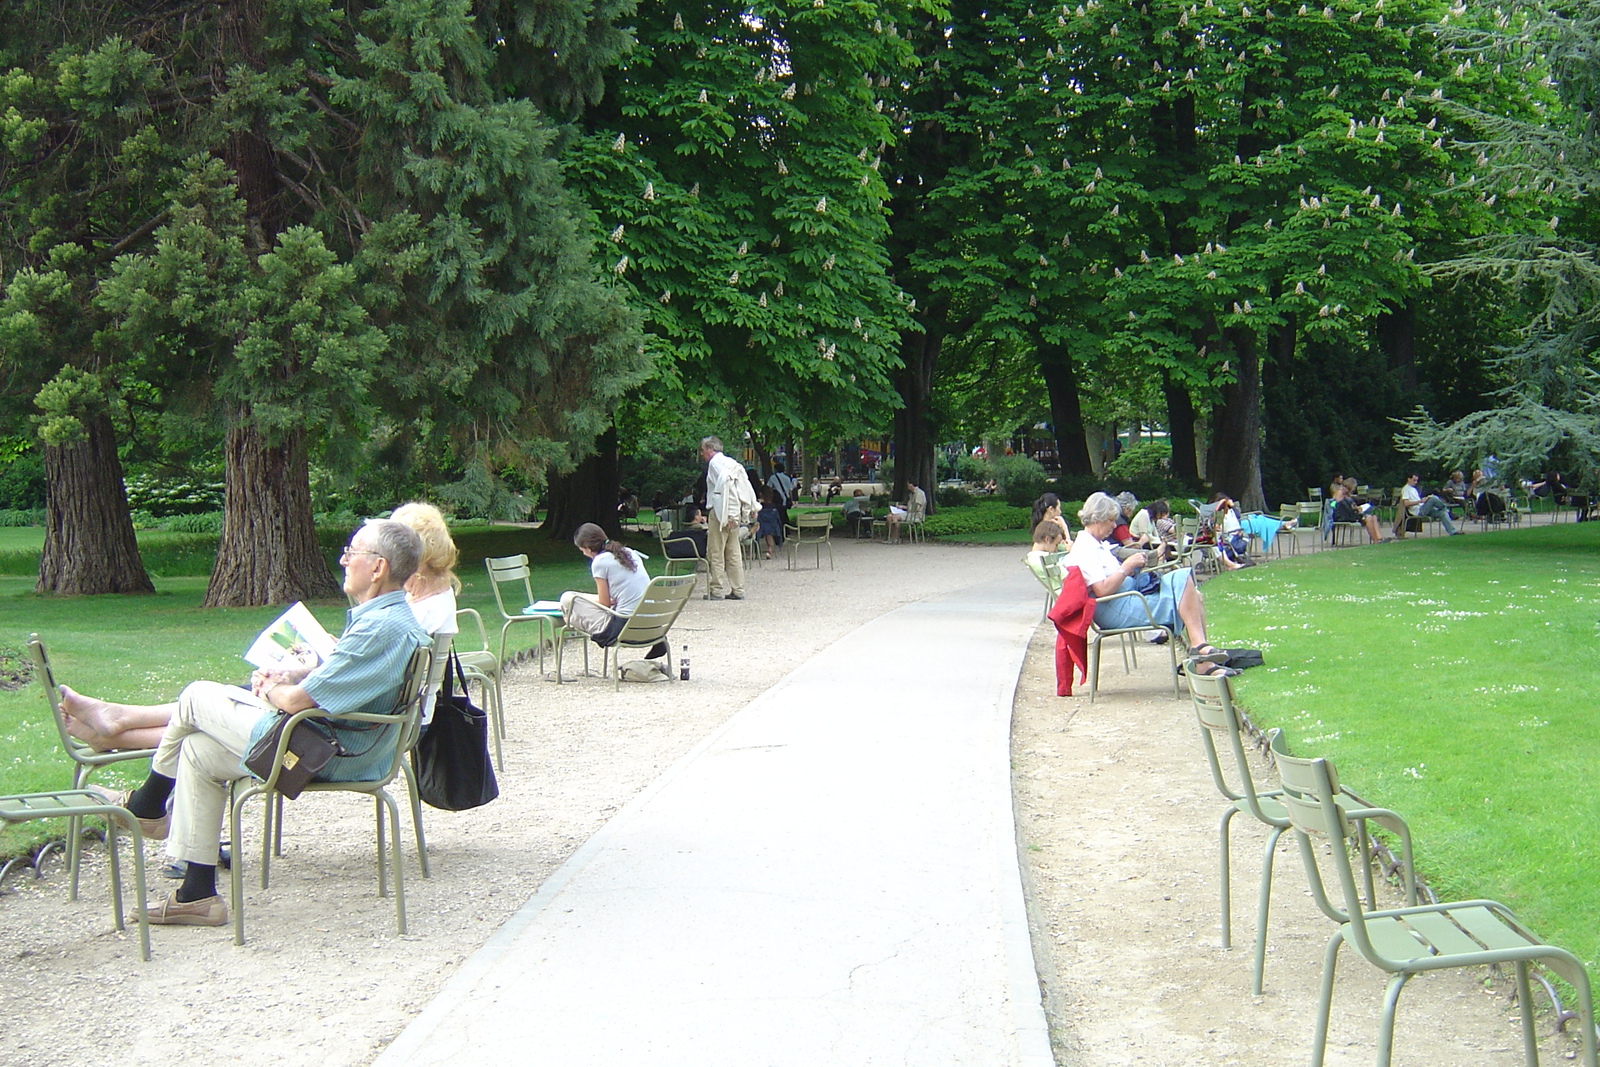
[90,518,430,927]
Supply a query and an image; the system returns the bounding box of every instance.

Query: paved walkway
[374,570,1050,1067]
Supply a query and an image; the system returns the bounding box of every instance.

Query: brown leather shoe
[84,785,170,841]
[147,890,227,926]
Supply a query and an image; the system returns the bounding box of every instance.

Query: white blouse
[1061,530,1121,587]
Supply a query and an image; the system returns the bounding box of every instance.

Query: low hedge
[923,501,1032,538]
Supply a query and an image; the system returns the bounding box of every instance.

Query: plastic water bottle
[679,645,690,681]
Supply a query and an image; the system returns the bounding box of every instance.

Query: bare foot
[58,685,126,740]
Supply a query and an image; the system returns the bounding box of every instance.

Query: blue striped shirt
[248,589,429,783]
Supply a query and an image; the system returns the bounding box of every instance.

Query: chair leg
[1515,961,1538,1067]
[1218,808,1236,949]
[380,790,407,934]
[104,817,125,934]
[230,786,257,946]
[127,827,150,961]
[399,760,430,878]
[261,797,275,890]
[1311,933,1345,1067]
[1252,826,1284,995]
[1088,639,1102,703]
[374,796,388,898]
[1375,971,1412,1067]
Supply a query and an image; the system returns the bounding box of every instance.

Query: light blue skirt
[1092,568,1193,633]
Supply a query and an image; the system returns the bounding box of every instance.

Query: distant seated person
[1440,470,1467,504]
[1128,499,1177,561]
[560,523,666,661]
[1026,520,1067,589]
[1031,493,1072,542]
[842,489,872,536]
[1531,471,1568,503]
[1395,473,1460,537]
[662,505,708,560]
[1209,493,1252,569]
[884,497,908,540]
[616,487,639,520]
[1470,469,1506,520]
[1109,492,1145,560]
[1063,493,1236,677]
[824,477,843,505]
[1330,483,1384,543]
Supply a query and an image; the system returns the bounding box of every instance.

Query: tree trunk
[1163,375,1200,483]
[544,426,621,540]
[205,421,339,607]
[36,412,154,596]
[1038,348,1094,476]
[1376,299,1417,392]
[892,326,941,513]
[1206,331,1266,511]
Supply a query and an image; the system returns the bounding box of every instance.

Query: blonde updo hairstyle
[391,501,460,592]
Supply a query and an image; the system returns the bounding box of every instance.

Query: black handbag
[411,652,499,811]
[244,713,342,800]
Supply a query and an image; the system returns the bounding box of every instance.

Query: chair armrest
[455,607,491,652]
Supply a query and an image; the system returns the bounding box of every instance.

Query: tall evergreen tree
[1395,2,1600,489]
[0,1,645,604]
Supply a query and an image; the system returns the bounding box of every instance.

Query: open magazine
[244,602,338,671]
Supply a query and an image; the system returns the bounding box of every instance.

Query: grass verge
[0,524,660,857]
[1202,522,1600,972]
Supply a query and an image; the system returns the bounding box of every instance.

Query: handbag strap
[446,649,469,697]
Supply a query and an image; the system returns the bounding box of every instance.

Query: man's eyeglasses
[340,546,385,562]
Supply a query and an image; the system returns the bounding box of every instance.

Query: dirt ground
[1012,619,1590,1065]
[2,534,1586,1066]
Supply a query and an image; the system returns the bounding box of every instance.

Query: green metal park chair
[1276,747,1596,1067]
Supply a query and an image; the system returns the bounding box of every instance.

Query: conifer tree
[0,1,644,604]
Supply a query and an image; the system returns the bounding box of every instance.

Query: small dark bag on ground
[1224,648,1265,670]
[244,714,342,800]
[412,653,499,811]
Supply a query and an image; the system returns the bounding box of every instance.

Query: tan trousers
[706,517,744,596]
[151,681,268,865]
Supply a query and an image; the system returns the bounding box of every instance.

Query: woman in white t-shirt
[560,523,659,655]
[392,502,461,724]
[1062,492,1236,677]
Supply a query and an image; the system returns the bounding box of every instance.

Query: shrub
[161,511,224,534]
[0,453,46,510]
[1105,440,1171,480]
[124,473,225,516]
[0,508,45,527]
[936,485,973,508]
[956,454,988,483]
[922,501,1031,538]
[990,454,1049,507]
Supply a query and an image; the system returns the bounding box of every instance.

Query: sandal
[1187,660,1240,678]
[1187,644,1230,665]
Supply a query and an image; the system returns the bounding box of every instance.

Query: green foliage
[568,1,919,448]
[1104,441,1172,480]
[987,454,1048,507]
[0,449,44,510]
[0,509,44,526]
[123,472,224,517]
[1207,524,1600,969]
[921,500,1031,538]
[935,485,973,508]
[160,511,223,534]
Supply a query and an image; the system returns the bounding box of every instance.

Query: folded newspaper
[244,602,338,671]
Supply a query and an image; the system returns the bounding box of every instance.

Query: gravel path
[0,538,1019,1067]
[3,529,1588,1067]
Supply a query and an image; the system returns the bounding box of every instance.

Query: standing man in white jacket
[700,435,759,600]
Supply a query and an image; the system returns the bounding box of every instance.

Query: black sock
[177,862,217,903]
[127,773,175,820]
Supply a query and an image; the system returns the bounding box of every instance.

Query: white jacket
[707,451,759,525]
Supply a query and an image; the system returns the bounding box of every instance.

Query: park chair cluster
[17,556,702,955]
[1186,663,1596,1067]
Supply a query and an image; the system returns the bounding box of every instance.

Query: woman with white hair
[1062,492,1236,676]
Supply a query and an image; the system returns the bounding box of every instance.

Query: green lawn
[0,524,658,853]
[1203,522,1600,971]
